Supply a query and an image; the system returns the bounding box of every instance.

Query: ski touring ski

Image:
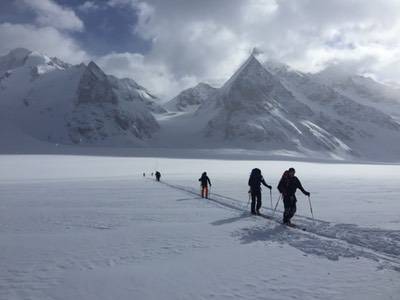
[281,222,307,231]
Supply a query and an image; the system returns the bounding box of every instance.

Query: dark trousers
[283,195,297,223]
[201,185,209,198]
[251,190,262,213]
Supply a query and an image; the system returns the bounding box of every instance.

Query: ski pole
[308,195,314,220]
[272,194,281,217]
[270,189,273,210]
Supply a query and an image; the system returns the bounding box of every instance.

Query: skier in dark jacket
[155,171,161,182]
[248,168,272,215]
[198,172,212,198]
[277,168,310,226]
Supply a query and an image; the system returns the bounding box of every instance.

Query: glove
[268,185,272,190]
[305,191,311,197]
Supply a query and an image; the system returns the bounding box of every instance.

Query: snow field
[0,155,399,300]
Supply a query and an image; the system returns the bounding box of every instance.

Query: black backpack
[249,168,262,186]
[277,170,290,193]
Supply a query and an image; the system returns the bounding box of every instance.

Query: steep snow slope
[108,75,166,114]
[314,65,400,122]
[164,82,217,112]
[0,48,161,147]
[263,60,400,160]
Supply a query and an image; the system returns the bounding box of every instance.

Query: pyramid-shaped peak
[240,53,264,71]
[86,61,108,81]
[87,61,102,71]
[222,54,272,91]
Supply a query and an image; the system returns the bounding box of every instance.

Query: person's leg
[205,186,209,198]
[256,191,262,213]
[201,186,205,198]
[251,192,256,214]
[282,196,290,223]
[288,196,297,222]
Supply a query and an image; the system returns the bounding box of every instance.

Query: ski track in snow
[1,156,400,300]
[159,180,400,272]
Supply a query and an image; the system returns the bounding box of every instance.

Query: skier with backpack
[155,171,161,182]
[248,168,272,215]
[198,172,212,198]
[277,168,310,226]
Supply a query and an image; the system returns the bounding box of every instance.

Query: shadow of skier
[211,212,251,226]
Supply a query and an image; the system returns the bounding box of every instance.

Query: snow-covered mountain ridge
[0,48,164,147]
[160,55,400,161]
[1,48,400,161]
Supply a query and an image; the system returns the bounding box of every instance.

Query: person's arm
[207,177,211,186]
[296,178,310,196]
[261,177,272,190]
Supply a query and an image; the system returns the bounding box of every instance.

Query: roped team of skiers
[149,167,310,227]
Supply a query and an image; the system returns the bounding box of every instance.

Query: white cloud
[9,0,396,99]
[107,0,138,8]
[0,23,88,64]
[97,52,197,99]
[19,0,84,31]
[95,0,253,98]
[96,0,400,98]
[78,1,101,12]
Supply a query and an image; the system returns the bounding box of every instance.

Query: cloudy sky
[1,0,400,99]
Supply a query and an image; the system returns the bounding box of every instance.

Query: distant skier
[277,168,310,226]
[155,171,161,182]
[151,172,154,177]
[198,172,212,199]
[248,168,272,215]
[143,172,146,177]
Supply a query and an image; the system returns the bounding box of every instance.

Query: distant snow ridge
[159,54,400,160]
[109,76,166,114]
[67,61,160,144]
[0,48,162,146]
[2,48,400,161]
[165,83,217,112]
[313,65,400,123]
